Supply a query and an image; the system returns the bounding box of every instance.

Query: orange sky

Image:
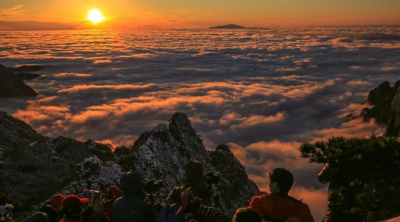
[0,0,399,30]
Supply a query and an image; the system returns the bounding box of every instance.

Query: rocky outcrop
[0,65,38,97]
[120,112,259,214]
[361,81,400,136]
[0,111,259,215]
[366,81,391,106]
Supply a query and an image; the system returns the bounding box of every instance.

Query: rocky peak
[367,81,391,106]
[361,80,400,136]
[0,111,259,216]
[169,112,204,149]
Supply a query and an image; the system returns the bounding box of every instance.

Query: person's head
[61,195,83,217]
[233,208,261,222]
[119,172,144,198]
[108,186,123,199]
[50,194,64,212]
[269,168,294,194]
[183,160,204,185]
[23,212,49,222]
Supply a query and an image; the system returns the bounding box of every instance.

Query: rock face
[209,24,245,29]
[0,65,38,97]
[361,81,400,136]
[0,111,259,215]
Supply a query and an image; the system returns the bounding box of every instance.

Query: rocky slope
[0,111,259,215]
[0,65,38,97]
[360,80,400,136]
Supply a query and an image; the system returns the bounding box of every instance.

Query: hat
[51,194,64,207]
[62,195,82,210]
[108,186,123,198]
[80,198,89,204]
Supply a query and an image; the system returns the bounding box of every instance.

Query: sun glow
[87,9,105,24]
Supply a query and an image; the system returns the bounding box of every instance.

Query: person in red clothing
[248,168,314,222]
[59,195,84,222]
[103,186,123,222]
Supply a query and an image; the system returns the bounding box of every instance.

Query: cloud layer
[2,27,400,221]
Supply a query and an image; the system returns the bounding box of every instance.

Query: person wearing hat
[60,195,84,222]
[39,194,64,222]
[103,186,123,222]
[112,172,156,222]
[167,160,212,206]
[166,160,213,222]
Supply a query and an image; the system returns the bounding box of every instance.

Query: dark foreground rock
[0,65,38,97]
[209,24,245,29]
[360,80,400,136]
[0,111,259,215]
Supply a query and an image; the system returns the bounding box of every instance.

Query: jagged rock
[367,81,391,106]
[209,145,259,212]
[361,81,400,136]
[0,111,115,204]
[0,111,259,216]
[0,65,38,97]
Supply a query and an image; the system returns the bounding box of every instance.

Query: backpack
[156,204,185,222]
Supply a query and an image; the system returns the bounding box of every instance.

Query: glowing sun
[87,9,105,24]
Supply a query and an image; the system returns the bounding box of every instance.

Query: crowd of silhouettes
[19,160,314,222]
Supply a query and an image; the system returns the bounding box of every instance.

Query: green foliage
[300,136,400,221]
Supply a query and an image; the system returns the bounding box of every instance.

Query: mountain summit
[0,111,259,215]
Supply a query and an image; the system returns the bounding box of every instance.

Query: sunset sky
[0,0,399,30]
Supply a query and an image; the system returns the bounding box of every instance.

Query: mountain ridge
[0,111,259,216]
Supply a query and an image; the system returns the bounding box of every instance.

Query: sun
[87,9,105,24]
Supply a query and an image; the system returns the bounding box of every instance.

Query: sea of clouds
[1,26,400,220]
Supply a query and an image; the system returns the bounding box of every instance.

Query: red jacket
[248,193,314,222]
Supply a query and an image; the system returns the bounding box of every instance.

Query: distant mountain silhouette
[209,24,245,29]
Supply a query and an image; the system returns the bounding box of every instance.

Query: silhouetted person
[103,186,122,222]
[60,195,84,222]
[180,192,231,222]
[167,160,213,222]
[249,168,314,222]
[233,208,261,222]
[39,194,64,222]
[23,212,49,222]
[112,172,156,222]
[318,163,363,222]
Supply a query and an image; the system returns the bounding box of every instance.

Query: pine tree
[299,136,400,222]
